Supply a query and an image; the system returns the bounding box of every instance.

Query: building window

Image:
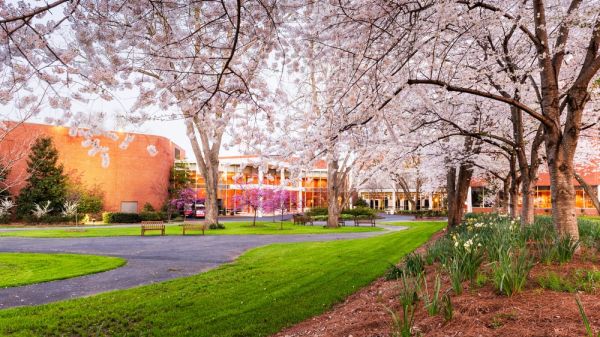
[575,187,585,208]
[471,187,493,207]
[585,186,598,208]
[120,201,138,213]
[535,186,551,209]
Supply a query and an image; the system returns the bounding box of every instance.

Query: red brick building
[1,122,184,213]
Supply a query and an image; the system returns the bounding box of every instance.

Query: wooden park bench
[353,216,376,227]
[182,223,207,235]
[292,214,314,226]
[338,218,347,226]
[140,221,166,236]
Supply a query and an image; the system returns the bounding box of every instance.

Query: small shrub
[385,263,404,281]
[575,269,600,293]
[77,193,103,214]
[102,212,141,223]
[536,272,576,293]
[537,269,600,294]
[554,235,579,263]
[491,247,534,296]
[142,202,155,212]
[475,273,488,287]
[209,223,226,229]
[403,252,425,277]
[353,198,368,208]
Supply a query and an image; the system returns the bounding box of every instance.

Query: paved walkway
[0,224,408,309]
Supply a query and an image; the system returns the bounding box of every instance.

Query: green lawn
[0,253,125,288]
[0,221,382,238]
[0,221,445,337]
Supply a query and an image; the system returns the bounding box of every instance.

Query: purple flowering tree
[271,189,296,229]
[170,188,197,222]
[233,186,275,227]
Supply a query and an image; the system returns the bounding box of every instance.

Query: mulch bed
[273,229,600,337]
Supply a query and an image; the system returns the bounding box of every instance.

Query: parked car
[194,205,206,218]
[183,201,206,218]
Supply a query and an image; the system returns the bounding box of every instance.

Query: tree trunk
[184,117,223,227]
[542,89,584,241]
[574,172,600,214]
[447,164,473,227]
[508,153,519,218]
[415,182,421,211]
[395,176,416,211]
[203,159,220,225]
[509,178,519,219]
[446,167,457,225]
[543,109,579,240]
[510,104,543,226]
[520,176,536,225]
[547,160,578,240]
[326,159,340,228]
[499,175,510,214]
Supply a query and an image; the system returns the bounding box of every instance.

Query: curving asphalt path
[0,222,411,309]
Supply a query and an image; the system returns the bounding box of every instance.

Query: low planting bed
[276,214,600,337]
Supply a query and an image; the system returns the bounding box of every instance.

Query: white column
[223,165,228,211]
[280,168,285,186]
[297,179,303,213]
[466,186,473,213]
[391,190,396,213]
[429,193,433,210]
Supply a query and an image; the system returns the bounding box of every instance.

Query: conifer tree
[16,137,67,218]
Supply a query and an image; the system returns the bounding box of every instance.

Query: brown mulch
[273,231,600,337]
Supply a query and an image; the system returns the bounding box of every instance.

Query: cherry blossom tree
[233,185,274,227]
[0,0,286,226]
[271,189,295,227]
[403,0,600,238]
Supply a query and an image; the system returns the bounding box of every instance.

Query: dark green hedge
[342,207,377,217]
[102,212,165,223]
[396,209,448,217]
[305,207,376,218]
[140,212,166,221]
[102,212,141,223]
[22,215,75,224]
[305,207,328,216]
